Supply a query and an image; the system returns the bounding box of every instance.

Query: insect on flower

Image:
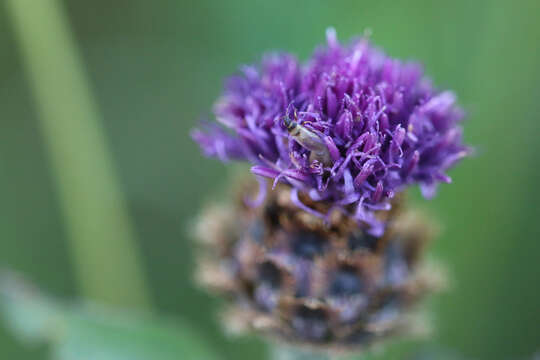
[283,110,333,167]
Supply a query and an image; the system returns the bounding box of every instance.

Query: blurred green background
[1,0,539,359]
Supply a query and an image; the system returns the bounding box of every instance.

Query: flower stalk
[6,0,151,308]
[272,345,331,360]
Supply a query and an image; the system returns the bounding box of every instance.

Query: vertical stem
[5,0,151,308]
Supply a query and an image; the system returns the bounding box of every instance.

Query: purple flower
[192,28,468,234]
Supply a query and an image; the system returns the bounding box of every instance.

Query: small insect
[283,111,332,166]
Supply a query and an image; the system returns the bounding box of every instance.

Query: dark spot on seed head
[292,232,326,260]
[384,243,409,286]
[292,306,329,341]
[264,202,280,228]
[329,266,363,296]
[248,220,265,244]
[258,261,282,289]
[348,231,379,252]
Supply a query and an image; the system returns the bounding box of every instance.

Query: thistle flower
[194,181,442,352]
[192,29,465,354]
[192,28,468,233]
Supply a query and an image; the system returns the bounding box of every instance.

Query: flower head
[192,29,468,234]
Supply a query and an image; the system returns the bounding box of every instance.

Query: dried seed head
[194,179,441,353]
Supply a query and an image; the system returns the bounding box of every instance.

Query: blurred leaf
[0,272,219,360]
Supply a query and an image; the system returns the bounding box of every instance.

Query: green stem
[271,345,331,360]
[5,0,151,309]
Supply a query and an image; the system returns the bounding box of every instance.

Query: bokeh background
[1,0,539,359]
